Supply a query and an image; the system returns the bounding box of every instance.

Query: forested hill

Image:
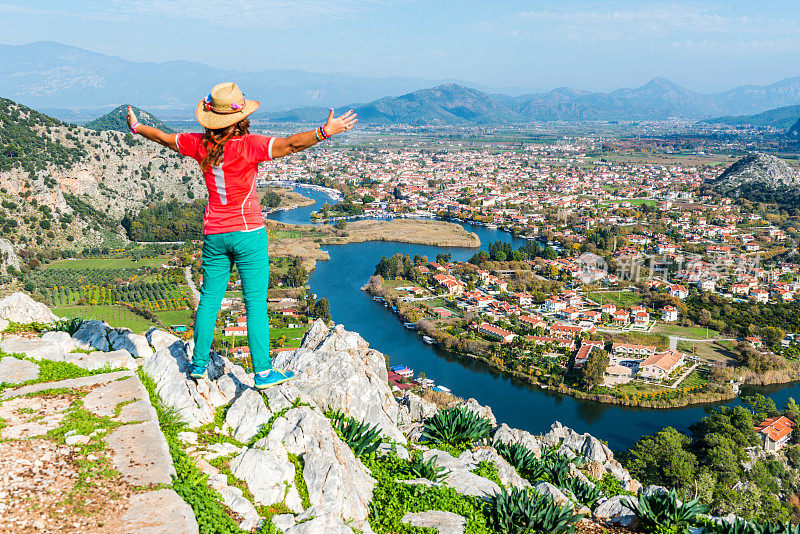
[0,98,204,251]
[0,97,87,173]
[85,105,175,133]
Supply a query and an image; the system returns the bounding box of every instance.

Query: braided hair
[199,119,250,170]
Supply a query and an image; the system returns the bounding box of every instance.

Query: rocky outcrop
[224,388,272,443]
[260,406,376,521]
[0,292,57,324]
[0,238,20,275]
[710,153,800,205]
[230,443,303,512]
[493,423,543,458]
[273,320,405,443]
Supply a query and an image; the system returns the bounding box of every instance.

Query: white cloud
[0,0,407,29]
[475,2,799,45]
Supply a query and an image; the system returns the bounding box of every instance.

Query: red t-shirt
[176,133,275,235]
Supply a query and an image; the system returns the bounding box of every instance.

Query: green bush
[705,517,800,534]
[422,406,492,446]
[330,410,383,457]
[494,441,546,482]
[409,453,450,482]
[486,486,583,534]
[624,488,708,532]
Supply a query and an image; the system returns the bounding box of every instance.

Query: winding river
[268,185,800,451]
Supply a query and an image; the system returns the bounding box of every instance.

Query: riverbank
[261,187,315,212]
[364,280,748,409]
[267,219,481,271]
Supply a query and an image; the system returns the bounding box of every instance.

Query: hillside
[709,153,800,205]
[703,105,800,130]
[0,98,204,250]
[85,105,175,133]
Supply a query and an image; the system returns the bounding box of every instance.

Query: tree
[742,393,778,423]
[334,219,347,230]
[784,397,800,421]
[759,326,784,347]
[624,427,698,490]
[285,261,308,288]
[579,349,608,390]
[313,298,331,322]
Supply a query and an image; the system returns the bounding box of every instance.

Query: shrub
[329,410,382,457]
[705,517,800,534]
[562,477,603,509]
[494,441,546,482]
[422,406,492,446]
[409,453,450,483]
[624,488,708,532]
[486,486,583,534]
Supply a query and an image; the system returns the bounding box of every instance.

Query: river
[268,185,800,451]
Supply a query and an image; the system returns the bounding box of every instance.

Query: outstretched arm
[271,109,357,159]
[126,106,179,152]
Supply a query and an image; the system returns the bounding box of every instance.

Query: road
[185,266,200,308]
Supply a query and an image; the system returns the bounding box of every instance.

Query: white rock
[225,388,272,443]
[65,434,90,445]
[64,349,136,371]
[264,406,375,521]
[402,510,467,534]
[421,449,501,500]
[533,481,571,507]
[493,423,542,458]
[273,322,405,443]
[0,356,40,384]
[0,238,20,273]
[0,292,57,324]
[217,485,261,529]
[0,318,7,332]
[540,421,612,464]
[145,327,183,353]
[398,392,437,424]
[0,336,65,361]
[459,448,530,490]
[111,331,154,359]
[72,320,111,351]
[283,506,354,534]
[177,432,199,445]
[458,398,497,426]
[594,495,638,527]
[230,443,303,512]
[41,331,76,354]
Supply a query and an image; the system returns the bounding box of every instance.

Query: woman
[126,82,357,389]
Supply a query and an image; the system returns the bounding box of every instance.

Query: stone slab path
[0,370,198,533]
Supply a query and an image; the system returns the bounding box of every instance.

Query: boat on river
[422,335,436,345]
[404,322,418,330]
[373,296,385,302]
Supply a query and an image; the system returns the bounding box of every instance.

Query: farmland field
[270,325,309,349]
[586,290,643,307]
[155,310,193,327]
[46,257,166,269]
[52,305,157,333]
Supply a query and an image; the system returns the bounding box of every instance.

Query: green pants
[192,228,271,373]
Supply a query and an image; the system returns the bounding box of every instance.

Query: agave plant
[330,411,383,457]
[487,486,584,534]
[624,488,708,531]
[562,477,603,510]
[421,406,492,446]
[409,453,450,483]
[494,441,547,482]
[711,519,800,534]
[542,456,573,487]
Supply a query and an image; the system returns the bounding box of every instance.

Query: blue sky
[3,1,800,92]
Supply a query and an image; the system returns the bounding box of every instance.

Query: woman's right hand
[324,108,358,136]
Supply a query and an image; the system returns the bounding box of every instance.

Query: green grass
[679,369,708,389]
[655,324,721,339]
[52,305,158,333]
[0,351,121,391]
[46,257,167,269]
[270,326,308,349]
[155,309,192,326]
[586,291,643,308]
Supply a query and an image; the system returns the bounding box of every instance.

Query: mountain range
[703,105,800,130]
[269,79,800,125]
[5,41,800,124]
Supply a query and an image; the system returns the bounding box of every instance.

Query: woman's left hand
[324,109,358,136]
[126,106,139,131]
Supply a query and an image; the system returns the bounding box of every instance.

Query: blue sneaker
[189,364,207,380]
[254,368,295,390]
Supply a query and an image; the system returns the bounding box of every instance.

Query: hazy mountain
[271,78,800,125]
[6,41,800,123]
[709,153,800,206]
[0,41,457,121]
[85,105,175,133]
[703,105,800,130]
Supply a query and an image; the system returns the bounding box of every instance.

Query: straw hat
[195,82,260,129]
